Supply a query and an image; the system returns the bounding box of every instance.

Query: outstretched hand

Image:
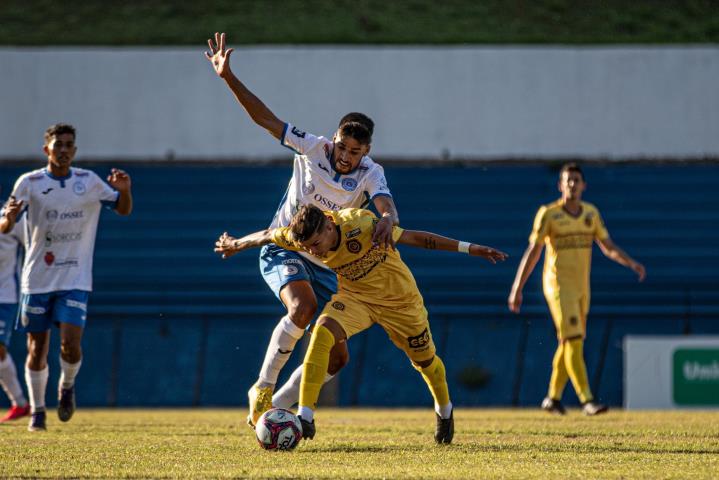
[214,232,241,259]
[205,32,234,78]
[469,245,509,264]
[372,216,396,251]
[107,168,131,192]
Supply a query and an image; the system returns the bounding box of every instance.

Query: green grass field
[1,408,718,479]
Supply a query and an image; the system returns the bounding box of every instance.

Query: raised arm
[372,195,400,250]
[214,229,275,259]
[596,237,646,281]
[205,32,284,139]
[396,229,508,263]
[0,196,24,234]
[508,242,544,314]
[107,168,133,216]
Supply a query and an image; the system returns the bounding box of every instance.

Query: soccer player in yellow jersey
[508,163,645,416]
[215,205,507,443]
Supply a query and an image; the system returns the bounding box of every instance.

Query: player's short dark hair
[290,205,327,242]
[339,112,374,137]
[559,162,585,181]
[337,121,371,146]
[44,123,76,145]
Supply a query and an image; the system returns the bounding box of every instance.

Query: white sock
[25,365,48,413]
[258,316,305,388]
[297,405,314,422]
[0,354,27,407]
[436,402,453,420]
[59,357,82,390]
[273,364,334,409]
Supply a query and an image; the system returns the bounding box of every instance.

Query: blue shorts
[16,290,90,333]
[259,244,337,316]
[0,303,18,346]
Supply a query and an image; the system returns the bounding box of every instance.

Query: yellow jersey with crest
[529,200,609,297]
[271,208,422,307]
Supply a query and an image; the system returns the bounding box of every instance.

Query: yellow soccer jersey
[529,200,609,296]
[271,208,422,307]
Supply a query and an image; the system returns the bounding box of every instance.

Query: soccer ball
[255,408,303,451]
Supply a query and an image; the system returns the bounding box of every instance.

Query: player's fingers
[207,38,216,54]
[226,47,234,59]
[215,32,221,51]
[220,32,226,51]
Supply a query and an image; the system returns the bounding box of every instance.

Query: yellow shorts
[544,291,589,341]
[320,292,436,364]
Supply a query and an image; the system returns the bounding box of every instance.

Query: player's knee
[60,339,82,362]
[287,299,317,329]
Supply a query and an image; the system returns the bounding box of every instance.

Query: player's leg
[382,303,453,444]
[55,290,89,422]
[296,295,370,439]
[541,341,568,414]
[272,266,349,410]
[0,303,29,422]
[18,293,52,431]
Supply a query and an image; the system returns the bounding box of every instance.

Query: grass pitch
[1,408,718,479]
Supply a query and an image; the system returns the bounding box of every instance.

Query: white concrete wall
[1,46,717,161]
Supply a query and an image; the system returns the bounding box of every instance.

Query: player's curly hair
[338,121,371,146]
[339,112,374,137]
[44,123,76,145]
[290,204,327,242]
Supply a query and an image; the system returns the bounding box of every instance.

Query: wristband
[458,241,471,254]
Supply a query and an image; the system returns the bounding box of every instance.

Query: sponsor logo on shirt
[313,194,343,211]
[282,265,299,276]
[44,251,55,266]
[317,162,331,174]
[341,178,358,192]
[45,231,83,246]
[72,182,86,196]
[60,210,83,220]
[46,210,59,221]
[41,188,54,195]
[345,228,361,239]
[291,126,306,138]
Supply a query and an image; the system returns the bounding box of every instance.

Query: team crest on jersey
[72,181,86,196]
[331,301,345,311]
[46,209,59,221]
[341,178,358,192]
[44,251,55,266]
[302,182,315,195]
[345,228,361,239]
[346,239,362,253]
[584,212,594,227]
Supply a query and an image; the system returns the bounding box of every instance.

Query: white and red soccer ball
[255,408,302,451]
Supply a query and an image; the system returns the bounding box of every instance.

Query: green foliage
[1,408,718,478]
[1,0,718,45]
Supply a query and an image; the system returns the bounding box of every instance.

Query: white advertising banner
[624,336,719,409]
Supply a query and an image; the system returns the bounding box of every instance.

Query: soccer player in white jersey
[0,123,133,431]
[0,203,30,423]
[206,32,400,427]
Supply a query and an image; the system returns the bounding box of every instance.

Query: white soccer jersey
[10,167,119,294]
[0,212,24,303]
[270,123,392,266]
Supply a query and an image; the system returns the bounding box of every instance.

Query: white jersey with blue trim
[0,212,24,303]
[271,123,393,267]
[10,167,119,294]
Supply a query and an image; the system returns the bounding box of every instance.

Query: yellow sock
[548,341,569,400]
[414,355,451,409]
[564,338,593,403]
[299,324,335,410]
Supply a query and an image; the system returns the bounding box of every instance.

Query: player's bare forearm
[222,70,284,139]
[511,243,543,293]
[214,229,274,259]
[373,196,399,226]
[597,238,646,281]
[0,216,13,234]
[0,197,22,234]
[397,230,508,263]
[371,196,400,250]
[115,191,133,216]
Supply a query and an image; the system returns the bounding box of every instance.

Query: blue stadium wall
[1,162,717,409]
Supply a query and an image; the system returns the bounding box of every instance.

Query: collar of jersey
[44,168,73,181]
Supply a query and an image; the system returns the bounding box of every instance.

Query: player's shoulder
[357,155,383,175]
[539,200,562,215]
[581,201,601,214]
[335,207,375,226]
[19,168,46,182]
[71,167,97,178]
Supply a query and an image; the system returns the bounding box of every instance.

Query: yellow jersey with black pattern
[529,200,609,296]
[271,208,422,307]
